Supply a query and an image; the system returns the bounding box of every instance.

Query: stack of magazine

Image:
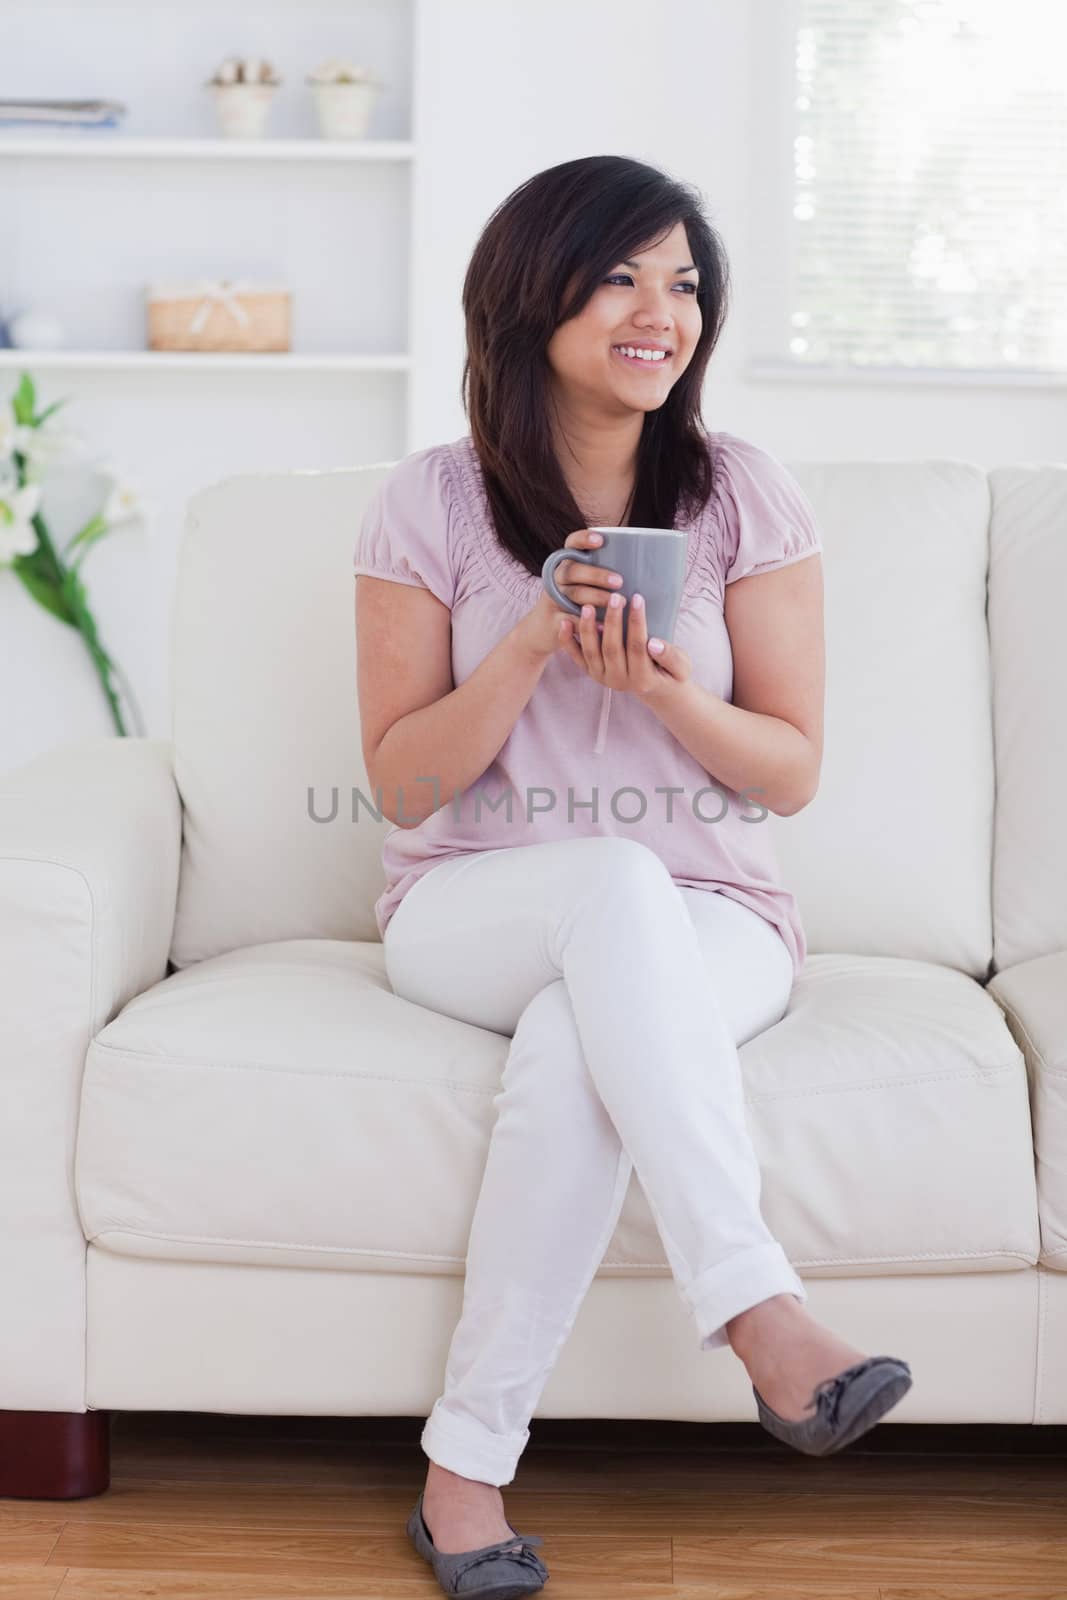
[0,98,127,130]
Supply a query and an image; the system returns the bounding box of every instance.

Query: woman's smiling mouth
[611,344,673,369]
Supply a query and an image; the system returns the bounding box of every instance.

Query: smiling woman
[352,156,894,1599]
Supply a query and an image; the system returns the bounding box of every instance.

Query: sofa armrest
[987,950,1067,1271]
[0,735,181,1410]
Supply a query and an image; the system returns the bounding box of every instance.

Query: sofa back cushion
[771,458,994,980]
[988,465,1067,973]
[170,456,996,976]
[170,467,391,968]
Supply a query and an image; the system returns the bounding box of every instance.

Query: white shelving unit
[0,349,412,372]
[2,0,422,771]
[2,4,418,371]
[0,136,414,162]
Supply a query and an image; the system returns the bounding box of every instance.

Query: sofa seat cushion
[76,941,1040,1279]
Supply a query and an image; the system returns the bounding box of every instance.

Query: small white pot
[310,81,380,140]
[211,84,278,140]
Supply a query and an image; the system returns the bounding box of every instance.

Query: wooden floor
[1,1412,1066,1597]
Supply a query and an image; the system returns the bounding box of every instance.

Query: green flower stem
[66,572,129,737]
[107,652,146,738]
[17,506,131,737]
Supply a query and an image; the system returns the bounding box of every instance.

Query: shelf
[0,350,412,372]
[0,135,414,162]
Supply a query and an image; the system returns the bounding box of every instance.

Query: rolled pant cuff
[685,1239,808,1351]
[421,1401,531,1488]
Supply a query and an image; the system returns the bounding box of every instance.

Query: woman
[354,155,912,1598]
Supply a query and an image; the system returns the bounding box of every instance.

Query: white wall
[4,0,1063,773]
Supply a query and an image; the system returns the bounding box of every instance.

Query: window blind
[787,0,1067,376]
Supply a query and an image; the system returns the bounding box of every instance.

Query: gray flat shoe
[406,1488,550,1598]
[753,1353,913,1456]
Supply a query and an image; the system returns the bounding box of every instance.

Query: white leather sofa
[3,453,1066,1500]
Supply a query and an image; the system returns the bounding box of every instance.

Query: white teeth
[614,345,667,362]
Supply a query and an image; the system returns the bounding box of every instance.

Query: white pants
[383,835,808,1486]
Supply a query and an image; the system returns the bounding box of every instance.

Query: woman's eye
[604,274,697,293]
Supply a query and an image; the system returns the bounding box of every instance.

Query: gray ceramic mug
[541,525,688,649]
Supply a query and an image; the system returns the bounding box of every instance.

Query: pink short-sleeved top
[353,430,823,978]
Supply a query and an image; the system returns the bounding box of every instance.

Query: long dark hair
[460,155,730,580]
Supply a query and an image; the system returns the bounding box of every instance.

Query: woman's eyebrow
[621,259,699,274]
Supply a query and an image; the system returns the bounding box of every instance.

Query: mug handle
[541,547,592,616]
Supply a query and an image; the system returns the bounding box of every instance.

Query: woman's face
[546,221,702,418]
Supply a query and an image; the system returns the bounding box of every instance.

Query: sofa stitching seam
[88,1227,1037,1267]
[86,1040,1023,1098]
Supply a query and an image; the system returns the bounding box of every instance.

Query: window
[750,0,1067,381]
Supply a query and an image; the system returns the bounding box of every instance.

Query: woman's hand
[517,528,627,661]
[560,581,692,703]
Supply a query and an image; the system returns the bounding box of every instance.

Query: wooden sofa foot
[0,1410,111,1499]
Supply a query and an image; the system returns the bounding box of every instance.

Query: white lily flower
[0,401,16,463]
[0,481,43,562]
[17,422,92,468]
[101,475,147,528]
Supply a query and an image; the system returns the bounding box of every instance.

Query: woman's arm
[355,576,552,828]
[641,553,824,816]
